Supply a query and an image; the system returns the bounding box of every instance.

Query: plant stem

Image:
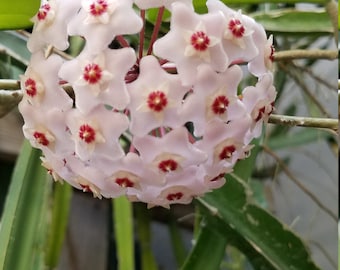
[147,7,165,55]
[324,0,338,44]
[274,49,338,61]
[268,114,338,131]
[139,9,146,60]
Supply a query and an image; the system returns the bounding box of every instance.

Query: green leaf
[182,136,320,269]
[0,0,40,30]
[113,196,135,270]
[181,217,228,270]
[181,139,261,269]
[200,205,276,270]
[135,203,158,270]
[168,213,188,267]
[251,9,333,35]
[0,140,51,270]
[199,174,321,270]
[267,128,332,150]
[45,182,72,269]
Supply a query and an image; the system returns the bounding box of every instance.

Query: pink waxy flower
[19,0,276,206]
[207,0,259,64]
[28,0,81,52]
[248,30,275,76]
[181,64,246,136]
[128,166,206,208]
[195,118,252,170]
[20,52,73,110]
[67,0,143,52]
[242,73,276,137]
[59,47,136,113]
[153,2,227,85]
[127,55,190,136]
[66,106,129,161]
[132,127,207,175]
[19,104,73,156]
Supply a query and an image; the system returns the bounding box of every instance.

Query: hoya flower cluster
[19,0,276,208]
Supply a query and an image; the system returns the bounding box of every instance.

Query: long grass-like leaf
[135,203,158,270]
[0,140,51,270]
[113,196,135,270]
[45,182,72,269]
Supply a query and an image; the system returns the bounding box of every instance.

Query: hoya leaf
[181,217,228,270]
[267,128,332,150]
[200,174,321,270]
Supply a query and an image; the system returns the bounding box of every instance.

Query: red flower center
[25,78,37,97]
[158,159,178,173]
[228,19,245,38]
[89,0,108,16]
[115,177,134,188]
[37,4,51,21]
[83,63,102,84]
[33,131,50,146]
[79,124,96,144]
[191,31,210,51]
[147,91,168,112]
[166,192,183,201]
[219,145,236,160]
[211,95,229,115]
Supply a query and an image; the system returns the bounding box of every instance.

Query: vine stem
[274,49,338,61]
[147,7,165,55]
[268,114,338,131]
[325,0,338,44]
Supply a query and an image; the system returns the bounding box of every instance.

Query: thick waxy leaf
[198,173,321,270]
[182,137,320,270]
[181,217,228,270]
[252,9,333,35]
[0,0,40,30]
[45,183,72,269]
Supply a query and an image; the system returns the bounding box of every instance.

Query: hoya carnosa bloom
[19,0,276,207]
[153,2,228,86]
[67,0,143,52]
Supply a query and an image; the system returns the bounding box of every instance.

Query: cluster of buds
[19,0,276,208]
